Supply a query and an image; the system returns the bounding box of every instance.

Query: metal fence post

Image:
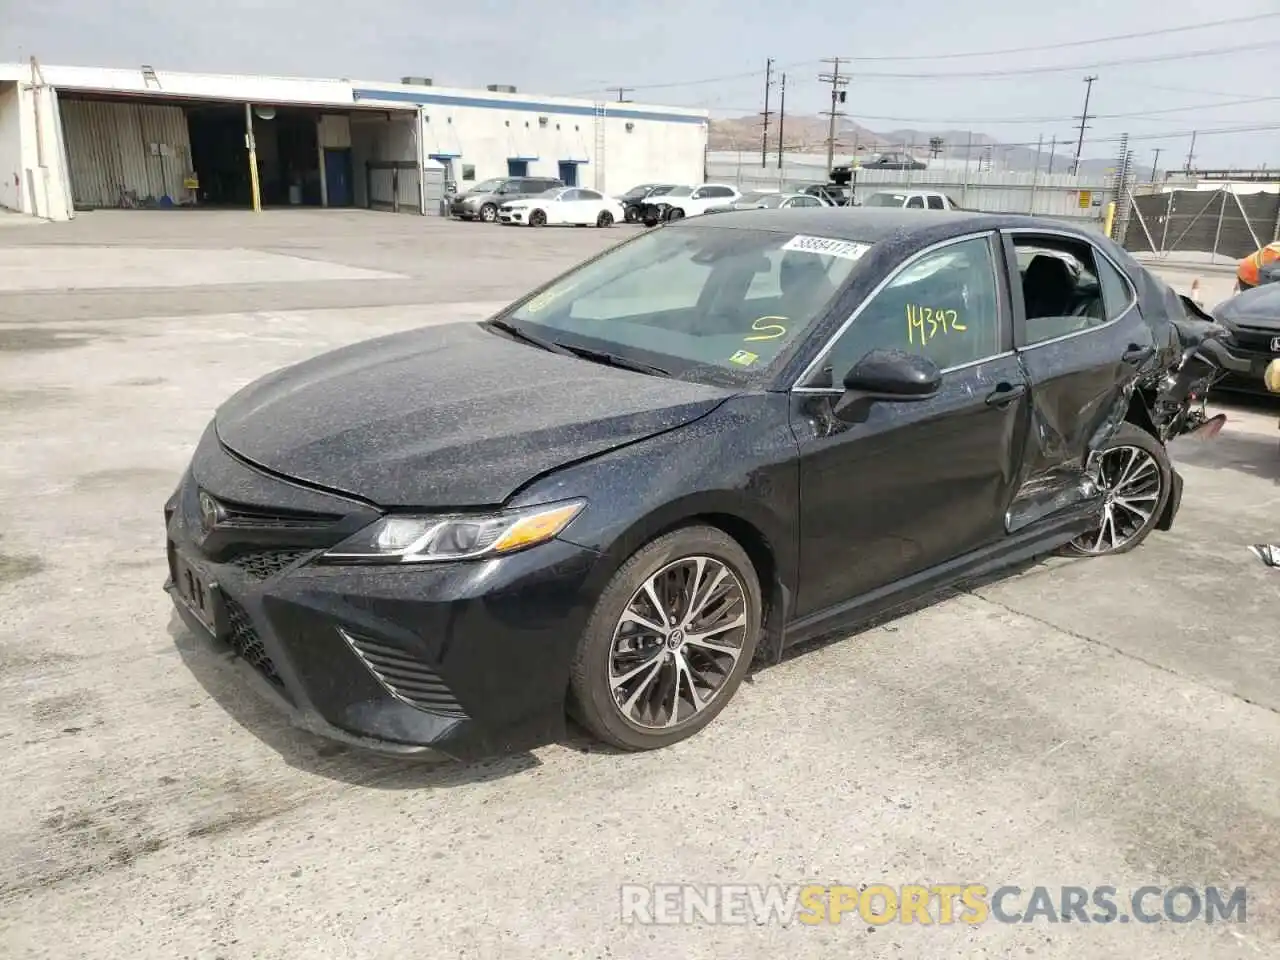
[1211,188,1227,264]
[1159,189,1174,256]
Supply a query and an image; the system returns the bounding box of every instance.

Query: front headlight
[322,500,584,564]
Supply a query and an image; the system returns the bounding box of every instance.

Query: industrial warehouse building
[0,61,708,220]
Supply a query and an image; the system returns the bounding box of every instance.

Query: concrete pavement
[1,210,1277,959]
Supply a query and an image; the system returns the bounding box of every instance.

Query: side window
[1015,237,1107,345]
[577,189,603,201]
[927,195,945,210]
[1096,254,1135,320]
[560,189,583,201]
[906,195,925,209]
[816,236,1002,384]
[710,186,734,198]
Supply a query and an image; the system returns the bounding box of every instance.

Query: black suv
[450,177,565,222]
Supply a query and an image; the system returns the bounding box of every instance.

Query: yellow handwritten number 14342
[907,304,966,345]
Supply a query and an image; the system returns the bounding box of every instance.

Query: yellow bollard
[1103,201,1116,239]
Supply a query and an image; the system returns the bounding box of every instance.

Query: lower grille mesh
[222,595,285,690]
[340,631,466,717]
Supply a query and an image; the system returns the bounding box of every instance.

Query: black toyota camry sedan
[166,208,1189,760]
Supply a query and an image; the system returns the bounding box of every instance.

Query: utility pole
[612,87,632,103]
[776,72,787,170]
[1071,75,1097,175]
[760,58,774,168]
[1184,130,1197,173]
[819,57,849,177]
[1047,135,1057,174]
[1150,147,1162,183]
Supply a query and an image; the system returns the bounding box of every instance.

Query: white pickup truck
[863,190,962,210]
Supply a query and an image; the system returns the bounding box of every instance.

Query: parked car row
[448,175,964,230]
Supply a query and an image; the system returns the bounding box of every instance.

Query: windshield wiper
[557,344,672,378]
[485,318,576,357]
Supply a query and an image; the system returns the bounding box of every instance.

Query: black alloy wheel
[529,209,548,227]
[569,526,761,751]
[1066,423,1172,556]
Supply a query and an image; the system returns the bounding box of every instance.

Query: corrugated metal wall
[60,98,193,208]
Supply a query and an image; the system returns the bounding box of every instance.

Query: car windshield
[756,195,786,208]
[499,225,871,383]
[865,193,907,207]
[737,192,777,205]
[470,178,506,193]
[622,185,654,198]
[665,186,693,197]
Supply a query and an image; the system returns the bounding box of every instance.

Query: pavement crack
[964,588,1280,719]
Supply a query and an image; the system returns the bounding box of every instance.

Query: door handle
[1122,344,1155,364]
[985,382,1027,406]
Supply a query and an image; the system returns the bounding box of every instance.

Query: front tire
[569,526,761,751]
[529,209,547,227]
[479,203,498,223]
[1065,423,1171,556]
[624,206,639,223]
[666,207,686,221]
[596,210,614,227]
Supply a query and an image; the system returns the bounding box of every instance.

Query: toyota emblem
[1271,336,1280,353]
[198,491,222,534]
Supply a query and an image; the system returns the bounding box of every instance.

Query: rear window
[865,193,907,207]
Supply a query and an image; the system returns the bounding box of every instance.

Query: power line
[569,24,1280,96]
[843,39,1280,80]
[832,93,1280,126]
[836,14,1265,61]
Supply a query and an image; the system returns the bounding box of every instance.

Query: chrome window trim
[1003,226,1138,351]
[790,230,1006,391]
[792,350,1018,395]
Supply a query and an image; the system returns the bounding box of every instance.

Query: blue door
[558,161,579,186]
[506,159,529,177]
[324,148,353,207]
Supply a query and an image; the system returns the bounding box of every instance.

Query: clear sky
[6,0,1279,167]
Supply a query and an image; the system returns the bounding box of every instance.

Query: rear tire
[569,526,761,751]
[1064,423,1171,557]
[666,207,686,221]
[596,210,614,227]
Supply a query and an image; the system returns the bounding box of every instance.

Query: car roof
[672,207,1090,245]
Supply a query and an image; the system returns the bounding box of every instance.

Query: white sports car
[498,188,626,227]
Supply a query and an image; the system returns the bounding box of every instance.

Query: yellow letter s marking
[744,316,788,342]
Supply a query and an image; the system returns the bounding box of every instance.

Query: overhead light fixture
[254,106,277,120]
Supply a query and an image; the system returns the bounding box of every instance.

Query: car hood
[214,322,730,508]
[1217,284,1280,328]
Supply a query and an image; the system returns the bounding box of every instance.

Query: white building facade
[0,61,708,220]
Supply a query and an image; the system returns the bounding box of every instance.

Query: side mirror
[841,350,941,401]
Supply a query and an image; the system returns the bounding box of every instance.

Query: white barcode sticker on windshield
[781,235,871,261]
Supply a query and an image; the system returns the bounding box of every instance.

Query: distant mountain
[708,115,1118,176]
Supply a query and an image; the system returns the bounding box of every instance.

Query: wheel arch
[567,496,792,670]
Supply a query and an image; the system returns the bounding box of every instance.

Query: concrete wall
[0,81,22,211]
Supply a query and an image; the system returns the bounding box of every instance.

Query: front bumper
[1212,331,1279,394]
[449,201,482,220]
[163,448,602,760]
[498,206,526,224]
